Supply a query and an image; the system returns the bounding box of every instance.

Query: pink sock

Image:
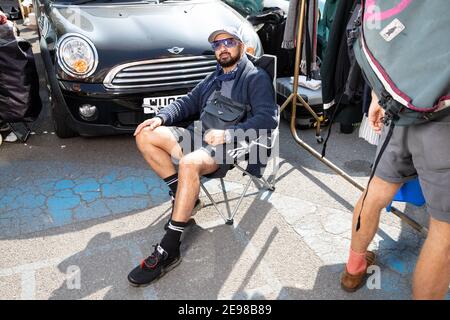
[346,248,367,275]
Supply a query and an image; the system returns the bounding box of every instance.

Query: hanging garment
[321,0,360,108]
[320,1,364,155]
[317,0,338,59]
[281,0,300,49]
[281,0,319,79]
[319,0,363,136]
[248,7,296,77]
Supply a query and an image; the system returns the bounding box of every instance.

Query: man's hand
[133,117,162,136]
[368,91,385,135]
[0,11,7,25]
[204,129,226,146]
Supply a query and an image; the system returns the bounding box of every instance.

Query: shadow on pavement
[47,192,277,299]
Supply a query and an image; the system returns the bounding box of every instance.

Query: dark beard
[217,50,241,68]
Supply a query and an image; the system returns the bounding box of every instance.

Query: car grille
[103,55,216,90]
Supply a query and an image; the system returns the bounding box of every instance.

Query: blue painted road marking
[0,161,169,238]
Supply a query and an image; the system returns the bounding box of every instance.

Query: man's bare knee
[179,155,202,176]
[427,217,450,250]
[136,127,169,150]
[135,130,155,155]
[363,176,402,209]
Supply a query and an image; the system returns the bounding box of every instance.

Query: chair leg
[200,182,228,223]
[219,178,232,220]
[234,164,275,191]
[267,156,280,188]
[200,156,280,226]
[200,177,253,226]
[259,177,275,191]
[228,178,253,224]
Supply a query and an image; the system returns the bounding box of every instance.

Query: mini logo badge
[168,47,184,54]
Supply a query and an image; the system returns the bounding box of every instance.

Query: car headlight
[57,33,98,78]
[238,24,263,57]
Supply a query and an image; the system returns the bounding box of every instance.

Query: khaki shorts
[375,113,450,223]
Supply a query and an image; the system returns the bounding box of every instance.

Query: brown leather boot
[340,251,376,293]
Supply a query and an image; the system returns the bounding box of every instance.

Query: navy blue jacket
[156,54,278,132]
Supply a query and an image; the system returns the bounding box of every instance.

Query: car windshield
[52,0,192,5]
[223,1,325,17]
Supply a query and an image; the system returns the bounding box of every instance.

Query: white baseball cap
[208,26,243,43]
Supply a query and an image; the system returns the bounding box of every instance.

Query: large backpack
[352,0,450,126]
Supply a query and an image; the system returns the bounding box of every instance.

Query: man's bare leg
[171,150,219,223]
[341,176,402,291]
[127,149,220,286]
[413,217,450,299]
[351,176,402,253]
[135,126,183,179]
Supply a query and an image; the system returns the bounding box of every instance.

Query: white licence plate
[142,95,185,114]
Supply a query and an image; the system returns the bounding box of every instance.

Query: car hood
[50,0,251,72]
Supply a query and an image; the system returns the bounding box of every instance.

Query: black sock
[163,173,178,196]
[160,220,187,256]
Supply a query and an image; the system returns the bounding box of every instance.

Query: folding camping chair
[199,54,280,225]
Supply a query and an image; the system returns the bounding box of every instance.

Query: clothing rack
[279,0,425,234]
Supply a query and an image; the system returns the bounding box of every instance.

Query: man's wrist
[155,115,164,125]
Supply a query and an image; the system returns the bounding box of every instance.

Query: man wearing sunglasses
[128,27,278,287]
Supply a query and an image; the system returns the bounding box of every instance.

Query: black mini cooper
[33,0,262,137]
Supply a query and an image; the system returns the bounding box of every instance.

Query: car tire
[50,96,78,139]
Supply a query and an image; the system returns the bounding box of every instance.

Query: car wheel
[50,95,78,138]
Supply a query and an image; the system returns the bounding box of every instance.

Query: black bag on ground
[0,23,42,123]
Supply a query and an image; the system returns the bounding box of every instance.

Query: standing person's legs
[342,123,412,292]
[409,113,450,299]
[413,217,450,299]
[343,113,450,297]
[341,177,401,292]
[350,177,402,254]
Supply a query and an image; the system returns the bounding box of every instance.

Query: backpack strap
[356,116,398,232]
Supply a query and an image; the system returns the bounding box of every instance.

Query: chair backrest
[248,53,280,136]
[235,54,280,178]
[247,53,278,103]
[247,53,280,136]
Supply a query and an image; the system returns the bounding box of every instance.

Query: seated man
[128,27,278,286]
